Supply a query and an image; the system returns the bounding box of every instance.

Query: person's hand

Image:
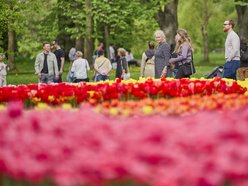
[38,73,41,79]
[160,67,167,78]
[160,71,166,78]
[170,63,175,69]
[55,75,59,80]
[59,70,63,75]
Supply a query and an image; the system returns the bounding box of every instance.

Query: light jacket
[35,52,59,76]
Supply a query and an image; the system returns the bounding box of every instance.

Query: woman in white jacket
[70,51,90,82]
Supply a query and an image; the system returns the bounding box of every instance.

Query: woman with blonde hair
[115,48,128,79]
[168,29,195,79]
[154,30,172,78]
[70,51,90,82]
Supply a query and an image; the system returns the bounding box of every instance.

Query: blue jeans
[173,69,178,78]
[222,60,240,80]
[96,74,109,82]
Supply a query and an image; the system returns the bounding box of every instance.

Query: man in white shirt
[222,19,240,80]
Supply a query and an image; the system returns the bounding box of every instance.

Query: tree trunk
[7,29,16,70]
[84,0,94,65]
[156,0,178,45]
[7,3,16,72]
[201,0,209,63]
[104,25,110,59]
[235,1,248,39]
[75,37,84,52]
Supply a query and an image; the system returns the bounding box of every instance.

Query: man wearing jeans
[94,50,112,82]
[35,41,59,84]
[222,19,240,80]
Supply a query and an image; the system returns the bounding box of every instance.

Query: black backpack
[241,46,248,63]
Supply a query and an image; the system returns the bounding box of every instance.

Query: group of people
[31,21,248,85]
[31,19,248,84]
[92,47,130,82]
[34,41,65,84]
[34,40,132,84]
[140,29,194,79]
[140,19,248,81]
[63,29,195,84]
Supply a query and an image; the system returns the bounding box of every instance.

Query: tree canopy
[0,0,247,66]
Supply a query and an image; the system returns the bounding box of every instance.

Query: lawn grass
[6,53,225,85]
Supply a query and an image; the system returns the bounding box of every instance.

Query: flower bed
[0,77,246,107]
[1,103,248,186]
[0,78,248,186]
[92,93,248,117]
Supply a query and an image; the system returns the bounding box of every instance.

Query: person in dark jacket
[115,48,128,79]
[154,30,172,78]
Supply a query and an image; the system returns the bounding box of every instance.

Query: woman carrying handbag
[115,48,130,80]
[167,29,196,79]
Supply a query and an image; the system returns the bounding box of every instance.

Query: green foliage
[17,0,58,58]
[0,0,58,57]
[57,0,86,39]
[0,0,244,63]
[0,2,8,32]
[178,0,236,53]
[234,0,248,6]
[92,0,146,49]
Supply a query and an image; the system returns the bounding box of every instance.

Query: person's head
[223,20,235,32]
[117,48,126,57]
[97,42,104,49]
[175,29,190,43]
[76,51,83,58]
[0,53,5,62]
[52,40,61,49]
[97,50,104,56]
[154,30,166,44]
[43,41,51,53]
[174,29,193,52]
[148,41,155,49]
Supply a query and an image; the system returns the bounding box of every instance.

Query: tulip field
[0,77,248,186]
